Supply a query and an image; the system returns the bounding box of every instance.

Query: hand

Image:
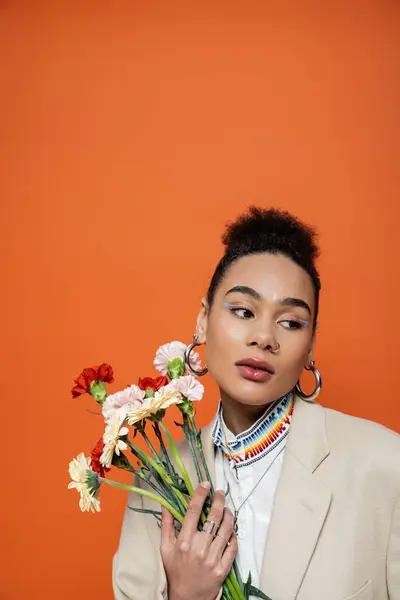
[161,481,238,600]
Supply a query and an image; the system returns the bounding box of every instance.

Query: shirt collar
[212,392,294,468]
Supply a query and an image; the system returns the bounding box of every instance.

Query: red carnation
[138,376,169,392]
[71,363,114,399]
[90,437,111,478]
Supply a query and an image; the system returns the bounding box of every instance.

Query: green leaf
[111,452,134,471]
[195,429,203,449]
[248,585,273,600]
[171,481,189,494]
[127,506,162,517]
[244,572,252,599]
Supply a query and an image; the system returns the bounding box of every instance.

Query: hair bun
[222,206,320,261]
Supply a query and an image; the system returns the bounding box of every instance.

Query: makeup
[225,301,310,328]
[236,364,273,382]
[224,301,235,309]
[297,319,310,328]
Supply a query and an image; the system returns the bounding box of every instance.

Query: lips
[235,358,275,383]
[235,358,275,374]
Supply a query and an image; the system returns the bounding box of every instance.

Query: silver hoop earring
[267,342,280,354]
[184,334,208,377]
[295,360,322,402]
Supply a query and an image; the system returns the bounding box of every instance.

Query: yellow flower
[126,384,182,425]
[100,410,129,469]
[68,452,101,513]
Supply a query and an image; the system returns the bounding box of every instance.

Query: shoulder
[323,403,400,483]
[323,403,400,446]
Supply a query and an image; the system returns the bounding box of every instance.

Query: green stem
[139,429,160,461]
[225,577,241,600]
[232,560,244,593]
[136,470,182,513]
[153,422,176,478]
[126,439,188,510]
[137,430,177,501]
[189,415,215,494]
[159,421,195,496]
[99,477,184,524]
[227,572,246,600]
[222,583,234,600]
[182,415,203,484]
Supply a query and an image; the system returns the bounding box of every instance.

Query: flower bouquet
[68,341,271,600]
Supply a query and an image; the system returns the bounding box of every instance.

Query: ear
[307,334,317,365]
[195,297,209,344]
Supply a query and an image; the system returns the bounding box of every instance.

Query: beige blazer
[113,396,400,600]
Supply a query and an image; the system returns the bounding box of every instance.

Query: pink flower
[154,341,202,376]
[167,375,204,402]
[102,385,145,424]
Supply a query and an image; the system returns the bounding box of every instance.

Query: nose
[247,324,279,353]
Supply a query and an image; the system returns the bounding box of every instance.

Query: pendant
[233,511,239,536]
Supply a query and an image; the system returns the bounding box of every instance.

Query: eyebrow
[225,286,312,316]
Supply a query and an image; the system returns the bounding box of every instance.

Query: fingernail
[216,489,225,496]
[200,481,211,490]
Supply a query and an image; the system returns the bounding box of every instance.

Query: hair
[207,207,321,325]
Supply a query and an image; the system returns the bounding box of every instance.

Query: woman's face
[197,253,316,407]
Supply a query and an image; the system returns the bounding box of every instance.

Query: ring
[201,520,218,536]
[216,533,231,547]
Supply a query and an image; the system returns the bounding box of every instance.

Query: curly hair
[207,207,321,325]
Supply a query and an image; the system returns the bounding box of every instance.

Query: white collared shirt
[212,395,293,588]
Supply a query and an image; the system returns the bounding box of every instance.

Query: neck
[220,393,276,436]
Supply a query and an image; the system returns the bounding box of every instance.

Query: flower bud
[167,358,185,379]
[90,381,107,406]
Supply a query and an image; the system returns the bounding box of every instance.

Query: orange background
[1,2,399,599]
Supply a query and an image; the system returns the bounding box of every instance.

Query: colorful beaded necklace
[212,391,294,468]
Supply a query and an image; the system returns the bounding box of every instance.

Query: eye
[228,306,255,320]
[280,319,309,330]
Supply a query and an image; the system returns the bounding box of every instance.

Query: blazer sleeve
[112,474,167,600]
[387,490,400,600]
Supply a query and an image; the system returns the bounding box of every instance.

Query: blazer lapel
[259,396,332,600]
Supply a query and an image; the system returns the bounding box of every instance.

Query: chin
[221,380,285,407]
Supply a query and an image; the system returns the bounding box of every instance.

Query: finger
[219,531,238,574]
[179,481,211,540]
[198,490,226,547]
[208,507,234,559]
[160,507,176,555]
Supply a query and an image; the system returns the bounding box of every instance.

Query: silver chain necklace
[221,427,286,535]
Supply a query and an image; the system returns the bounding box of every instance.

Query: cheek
[207,313,245,349]
[283,334,311,369]
[204,313,241,366]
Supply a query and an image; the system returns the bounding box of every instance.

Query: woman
[113,207,400,600]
